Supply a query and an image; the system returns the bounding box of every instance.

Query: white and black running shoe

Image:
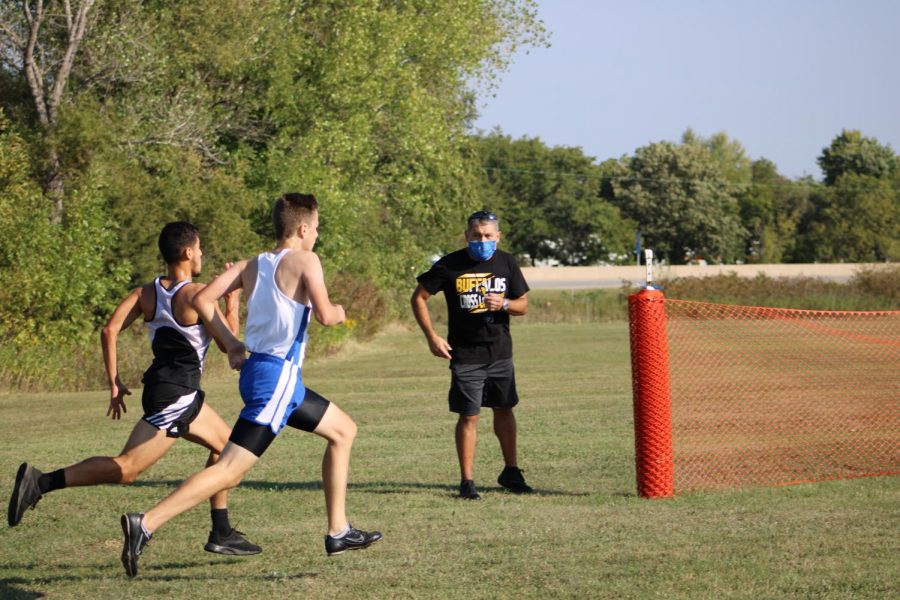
[120,513,151,578]
[324,525,382,556]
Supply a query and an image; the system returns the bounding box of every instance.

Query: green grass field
[1,322,897,599]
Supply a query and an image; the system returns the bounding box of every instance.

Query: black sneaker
[497,467,533,494]
[8,463,44,527]
[324,524,383,556]
[120,513,151,578]
[204,528,262,555]
[458,479,481,500]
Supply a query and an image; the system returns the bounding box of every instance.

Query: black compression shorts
[228,388,331,457]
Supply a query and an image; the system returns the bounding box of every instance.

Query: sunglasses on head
[467,210,498,224]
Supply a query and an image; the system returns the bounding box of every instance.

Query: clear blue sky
[472,0,900,179]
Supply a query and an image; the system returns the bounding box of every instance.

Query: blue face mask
[467,240,496,262]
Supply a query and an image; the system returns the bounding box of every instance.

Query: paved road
[528,278,642,290]
[522,264,873,290]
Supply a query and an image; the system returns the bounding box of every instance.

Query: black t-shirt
[416,248,529,364]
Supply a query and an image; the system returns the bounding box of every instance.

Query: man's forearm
[506,296,528,316]
[224,299,240,335]
[411,297,437,339]
[101,326,119,387]
[198,300,241,351]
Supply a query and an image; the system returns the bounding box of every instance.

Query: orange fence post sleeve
[628,288,675,498]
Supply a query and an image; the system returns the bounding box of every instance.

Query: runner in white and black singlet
[8,222,260,558]
[412,210,534,500]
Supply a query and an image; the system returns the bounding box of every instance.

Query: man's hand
[427,334,453,360]
[227,341,247,370]
[106,377,131,420]
[333,304,346,324]
[223,262,241,313]
[484,292,506,312]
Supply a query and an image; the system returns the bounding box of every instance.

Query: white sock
[331,523,351,539]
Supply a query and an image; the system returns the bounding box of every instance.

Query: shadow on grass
[133,479,590,497]
[0,581,44,600]
[0,558,318,588]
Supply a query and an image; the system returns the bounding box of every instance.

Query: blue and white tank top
[141,277,212,389]
[244,250,312,366]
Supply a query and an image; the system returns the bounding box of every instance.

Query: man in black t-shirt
[411,211,533,500]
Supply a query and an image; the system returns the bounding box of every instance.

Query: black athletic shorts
[141,382,205,438]
[448,358,519,416]
[229,388,331,457]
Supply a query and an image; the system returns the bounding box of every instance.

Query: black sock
[211,508,231,536]
[38,470,66,494]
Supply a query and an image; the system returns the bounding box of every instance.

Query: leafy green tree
[0,0,547,390]
[739,159,813,263]
[0,0,98,221]
[800,173,899,262]
[818,129,899,186]
[682,129,752,190]
[3,0,545,284]
[791,130,900,262]
[0,113,128,349]
[611,141,744,264]
[476,132,633,265]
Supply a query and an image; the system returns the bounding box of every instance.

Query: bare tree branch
[48,0,95,121]
[63,0,73,32]
[22,0,50,125]
[0,20,25,49]
[23,0,35,26]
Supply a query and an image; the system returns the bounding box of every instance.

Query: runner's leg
[311,403,357,536]
[64,420,177,487]
[182,403,232,510]
[141,442,258,533]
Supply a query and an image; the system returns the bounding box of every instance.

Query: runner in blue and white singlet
[238,249,314,434]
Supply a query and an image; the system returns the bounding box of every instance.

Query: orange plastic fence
[663,298,900,494]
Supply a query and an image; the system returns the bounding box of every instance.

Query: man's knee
[342,418,358,444]
[492,407,515,422]
[222,471,243,490]
[330,417,357,447]
[113,457,142,485]
[458,413,480,427]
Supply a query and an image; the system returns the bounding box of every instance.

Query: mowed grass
[0,322,897,599]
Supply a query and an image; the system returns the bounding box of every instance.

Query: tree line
[1,1,897,385]
[478,128,899,266]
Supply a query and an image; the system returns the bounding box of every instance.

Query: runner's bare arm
[302,253,345,326]
[193,260,249,369]
[101,287,143,419]
[204,262,242,353]
[222,261,241,335]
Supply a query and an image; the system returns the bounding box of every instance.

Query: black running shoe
[324,524,383,556]
[8,463,44,527]
[120,513,151,578]
[204,528,262,555]
[458,479,481,500]
[497,467,533,494]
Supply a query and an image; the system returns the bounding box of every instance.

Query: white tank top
[244,249,312,364]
